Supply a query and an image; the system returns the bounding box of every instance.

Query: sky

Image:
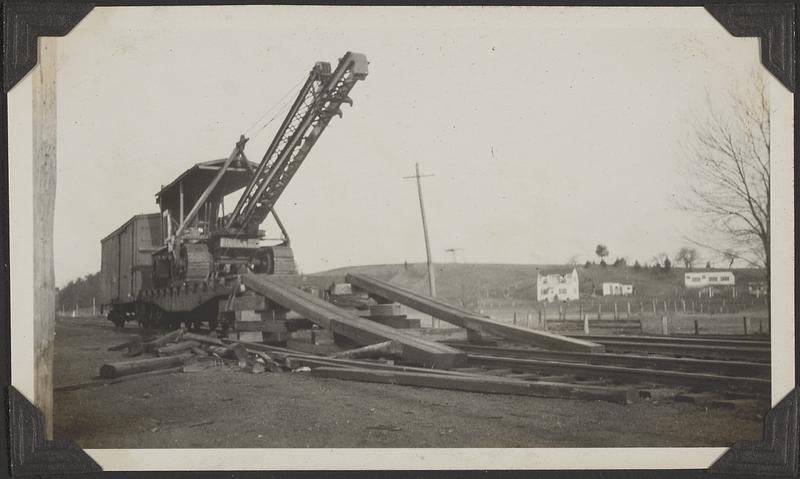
[46,6,765,286]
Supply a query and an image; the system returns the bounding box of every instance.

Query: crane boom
[226,52,369,233]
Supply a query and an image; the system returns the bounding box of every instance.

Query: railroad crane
[101,52,368,330]
[152,52,369,287]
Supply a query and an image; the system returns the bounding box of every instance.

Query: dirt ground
[53,316,767,448]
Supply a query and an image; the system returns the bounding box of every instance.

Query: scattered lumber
[311,367,637,404]
[346,273,605,353]
[99,353,193,379]
[143,328,185,353]
[157,340,200,356]
[56,367,183,393]
[330,340,403,360]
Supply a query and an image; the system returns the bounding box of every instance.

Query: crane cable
[243,74,307,138]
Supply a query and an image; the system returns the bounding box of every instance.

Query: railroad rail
[441,342,770,378]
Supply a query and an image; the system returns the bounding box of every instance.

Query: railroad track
[437,337,770,406]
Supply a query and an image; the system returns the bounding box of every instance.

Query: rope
[243,74,306,137]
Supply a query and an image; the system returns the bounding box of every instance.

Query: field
[54,315,767,448]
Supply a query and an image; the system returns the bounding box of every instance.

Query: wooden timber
[311,367,637,404]
[99,353,194,379]
[329,341,403,359]
[442,343,771,378]
[240,272,466,368]
[346,273,604,353]
[157,340,201,356]
[466,354,770,395]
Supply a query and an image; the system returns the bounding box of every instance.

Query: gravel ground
[54,316,767,448]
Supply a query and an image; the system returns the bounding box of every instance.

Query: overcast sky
[49,6,764,286]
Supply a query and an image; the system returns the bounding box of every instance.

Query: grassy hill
[316,262,766,305]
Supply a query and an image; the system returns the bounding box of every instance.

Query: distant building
[537,268,579,302]
[684,270,735,289]
[602,282,633,296]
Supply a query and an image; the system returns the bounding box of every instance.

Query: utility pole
[403,163,437,299]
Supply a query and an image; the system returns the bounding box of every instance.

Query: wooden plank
[240,272,466,368]
[99,354,193,379]
[33,37,58,439]
[311,367,637,404]
[346,273,604,353]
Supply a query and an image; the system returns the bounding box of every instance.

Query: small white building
[537,268,579,302]
[684,270,735,289]
[602,282,633,296]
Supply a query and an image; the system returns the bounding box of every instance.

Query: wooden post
[759,320,764,335]
[627,301,631,318]
[597,303,601,320]
[661,316,669,336]
[583,312,589,334]
[513,312,517,325]
[652,299,656,314]
[682,299,686,312]
[743,316,749,335]
[578,305,583,322]
[526,312,532,329]
[613,302,618,320]
[92,297,96,316]
[33,37,58,440]
[694,319,699,336]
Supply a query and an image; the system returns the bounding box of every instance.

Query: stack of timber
[565,334,771,362]
[240,272,466,368]
[346,273,604,353]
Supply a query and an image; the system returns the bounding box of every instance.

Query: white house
[602,282,633,296]
[684,270,735,289]
[537,268,579,302]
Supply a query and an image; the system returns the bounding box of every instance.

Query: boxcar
[100,213,162,325]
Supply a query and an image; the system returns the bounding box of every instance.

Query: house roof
[537,267,576,277]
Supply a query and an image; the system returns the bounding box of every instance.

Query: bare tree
[722,249,737,269]
[676,247,699,269]
[682,74,770,277]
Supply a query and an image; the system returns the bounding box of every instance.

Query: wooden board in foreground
[312,366,636,404]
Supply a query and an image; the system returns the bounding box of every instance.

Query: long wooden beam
[346,274,604,353]
[240,272,466,368]
[312,367,637,404]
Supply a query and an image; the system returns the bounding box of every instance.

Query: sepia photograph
[5,3,795,473]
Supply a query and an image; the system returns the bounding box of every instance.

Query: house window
[709,276,717,282]
[559,288,567,295]
[692,277,701,282]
